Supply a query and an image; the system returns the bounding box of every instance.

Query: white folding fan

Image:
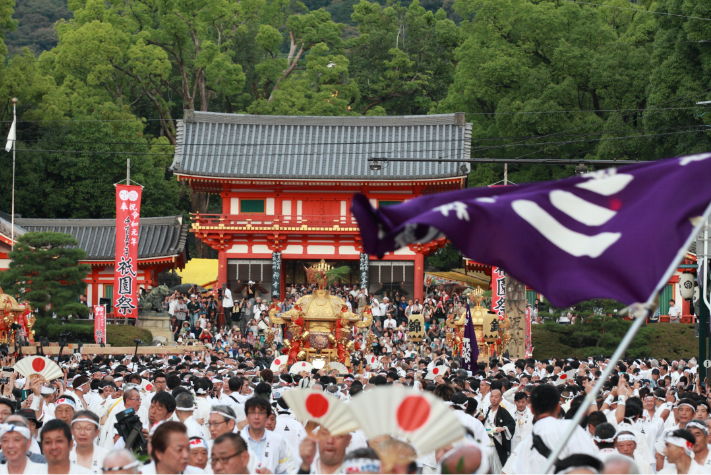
[326,361,348,374]
[348,385,465,454]
[289,361,314,375]
[141,379,154,392]
[14,356,63,382]
[424,365,449,380]
[282,389,359,435]
[270,356,288,372]
[554,370,575,386]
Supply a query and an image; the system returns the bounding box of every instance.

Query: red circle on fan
[396,395,430,432]
[31,358,45,372]
[560,374,567,379]
[432,368,439,375]
[301,362,306,367]
[305,393,329,418]
[146,384,153,391]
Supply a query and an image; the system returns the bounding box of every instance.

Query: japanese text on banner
[113,185,142,319]
[491,267,506,318]
[93,305,106,344]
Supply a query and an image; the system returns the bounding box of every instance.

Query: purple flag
[462,303,478,372]
[351,154,711,307]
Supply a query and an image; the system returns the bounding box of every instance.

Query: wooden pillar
[218,249,228,288]
[505,275,527,358]
[280,259,286,300]
[414,252,424,303]
[91,267,99,307]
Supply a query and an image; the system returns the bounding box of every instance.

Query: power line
[464,106,703,115]
[510,87,711,158]
[561,0,711,21]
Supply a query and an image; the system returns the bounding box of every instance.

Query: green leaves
[2,232,91,318]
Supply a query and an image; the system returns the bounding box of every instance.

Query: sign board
[408,314,425,342]
[704,360,711,369]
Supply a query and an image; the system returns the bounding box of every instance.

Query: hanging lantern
[679,272,695,300]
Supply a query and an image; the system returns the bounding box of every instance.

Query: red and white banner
[113,185,142,319]
[93,305,106,344]
[525,305,532,357]
[491,267,505,318]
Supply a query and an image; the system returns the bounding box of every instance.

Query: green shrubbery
[532,320,697,360]
[30,318,152,347]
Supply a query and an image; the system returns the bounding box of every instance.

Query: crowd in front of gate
[0,342,709,474]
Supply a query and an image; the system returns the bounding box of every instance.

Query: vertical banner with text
[113,185,142,319]
[93,305,106,344]
[525,305,532,357]
[491,267,506,318]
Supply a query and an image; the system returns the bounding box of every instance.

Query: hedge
[29,318,152,347]
[531,320,698,360]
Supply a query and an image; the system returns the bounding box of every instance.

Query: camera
[114,407,147,456]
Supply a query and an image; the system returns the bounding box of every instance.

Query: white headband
[210,411,236,421]
[343,458,382,474]
[55,398,76,410]
[102,461,140,472]
[0,424,31,440]
[189,438,209,451]
[686,421,709,435]
[676,402,695,411]
[71,418,100,429]
[665,434,694,457]
[176,406,195,412]
[593,435,617,444]
[617,433,636,442]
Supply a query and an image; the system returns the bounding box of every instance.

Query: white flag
[5,118,15,152]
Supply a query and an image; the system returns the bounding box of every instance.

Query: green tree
[438,0,656,184]
[346,0,460,115]
[425,242,461,271]
[1,232,91,318]
[0,103,183,219]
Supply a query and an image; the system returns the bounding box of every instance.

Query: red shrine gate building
[171,112,472,301]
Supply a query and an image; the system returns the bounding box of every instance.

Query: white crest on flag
[433,202,470,221]
[680,153,711,166]
[393,223,443,248]
[512,173,634,258]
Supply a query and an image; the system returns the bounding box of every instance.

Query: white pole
[11,98,17,251]
[541,307,648,473]
[504,163,508,186]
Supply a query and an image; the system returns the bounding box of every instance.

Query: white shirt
[669,305,682,318]
[222,288,234,308]
[183,415,210,440]
[512,407,534,450]
[510,416,597,474]
[274,413,307,455]
[453,410,488,445]
[383,318,396,330]
[0,459,47,474]
[658,459,706,474]
[239,426,295,474]
[70,445,109,473]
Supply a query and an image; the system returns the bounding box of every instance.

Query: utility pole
[127,157,130,184]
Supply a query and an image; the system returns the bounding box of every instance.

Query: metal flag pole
[10,97,16,251]
[541,306,649,473]
[541,202,711,473]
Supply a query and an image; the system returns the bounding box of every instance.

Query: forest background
[0,0,709,260]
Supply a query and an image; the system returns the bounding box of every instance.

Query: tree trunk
[191,191,212,258]
[505,275,527,358]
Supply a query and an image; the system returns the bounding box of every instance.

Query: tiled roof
[13,216,188,260]
[170,111,472,180]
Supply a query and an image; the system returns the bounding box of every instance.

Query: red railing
[191,213,359,231]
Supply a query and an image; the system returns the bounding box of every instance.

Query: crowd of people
[0,348,708,474]
[159,280,513,360]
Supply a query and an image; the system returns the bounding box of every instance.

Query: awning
[176,259,218,289]
[425,271,490,288]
